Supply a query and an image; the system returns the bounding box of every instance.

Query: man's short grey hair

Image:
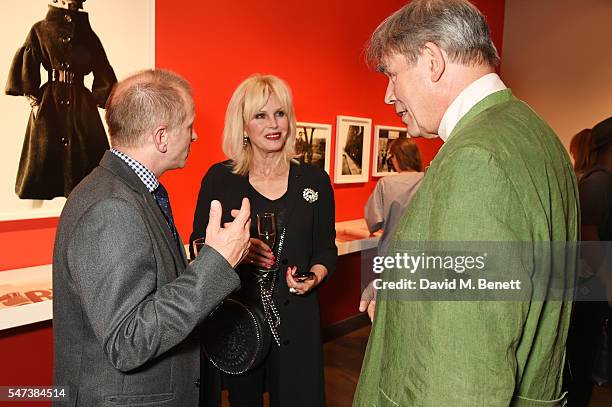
[366,0,499,70]
[105,69,193,148]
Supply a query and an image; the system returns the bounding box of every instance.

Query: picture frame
[334,116,372,184]
[372,125,409,177]
[295,122,332,174]
[0,0,155,221]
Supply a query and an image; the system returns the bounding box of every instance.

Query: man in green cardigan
[355,1,579,406]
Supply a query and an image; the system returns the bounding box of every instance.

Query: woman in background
[190,74,336,407]
[569,128,594,181]
[364,137,424,254]
[566,117,612,406]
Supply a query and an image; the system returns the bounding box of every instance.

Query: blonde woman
[190,74,336,407]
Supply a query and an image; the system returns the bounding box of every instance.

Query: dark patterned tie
[153,183,181,250]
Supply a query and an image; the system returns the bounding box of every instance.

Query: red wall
[0,0,506,390]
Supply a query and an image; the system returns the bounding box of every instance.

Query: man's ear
[423,42,446,83]
[153,125,168,153]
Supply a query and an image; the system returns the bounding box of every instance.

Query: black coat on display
[190,160,337,407]
[5,6,116,199]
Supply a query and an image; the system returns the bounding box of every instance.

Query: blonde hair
[222,74,296,175]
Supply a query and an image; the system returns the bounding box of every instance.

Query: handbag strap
[259,227,286,346]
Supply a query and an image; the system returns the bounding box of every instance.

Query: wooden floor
[324,325,370,407]
[222,324,612,406]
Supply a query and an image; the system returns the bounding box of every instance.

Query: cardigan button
[64,15,72,23]
[193,378,200,388]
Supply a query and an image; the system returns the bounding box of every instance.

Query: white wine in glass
[257,212,276,250]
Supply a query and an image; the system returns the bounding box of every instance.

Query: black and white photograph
[295,122,332,174]
[372,125,409,177]
[334,116,371,184]
[0,0,154,221]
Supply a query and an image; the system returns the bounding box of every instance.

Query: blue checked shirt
[110,149,159,192]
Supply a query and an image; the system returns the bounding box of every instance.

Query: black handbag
[201,228,285,375]
[201,296,272,374]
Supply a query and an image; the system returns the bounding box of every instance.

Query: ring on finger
[289,287,298,294]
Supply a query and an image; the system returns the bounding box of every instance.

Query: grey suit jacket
[53,151,240,406]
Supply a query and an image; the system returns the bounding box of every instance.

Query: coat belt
[50,69,83,84]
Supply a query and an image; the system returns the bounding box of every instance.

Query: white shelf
[0,219,380,331]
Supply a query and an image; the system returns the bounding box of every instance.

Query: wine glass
[257,212,276,251]
[192,237,206,257]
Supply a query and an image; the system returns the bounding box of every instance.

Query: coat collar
[100,151,187,268]
[46,5,90,25]
[100,150,152,195]
[449,88,515,140]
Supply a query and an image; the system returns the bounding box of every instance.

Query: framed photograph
[295,122,332,174]
[334,116,372,184]
[372,125,409,176]
[0,0,155,221]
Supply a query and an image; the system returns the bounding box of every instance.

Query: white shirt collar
[437,73,507,142]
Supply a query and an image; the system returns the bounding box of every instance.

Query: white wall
[501,0,612,148]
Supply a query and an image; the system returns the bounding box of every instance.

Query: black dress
[190,160,337,407]
[5,6,116,199]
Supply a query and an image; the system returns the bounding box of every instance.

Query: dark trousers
[225,344,280,407]
[564,301,609,406]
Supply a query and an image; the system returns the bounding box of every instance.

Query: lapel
[100,152,187,272]
[283,162,305,230]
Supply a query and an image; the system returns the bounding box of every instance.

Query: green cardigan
[353,90,579,407]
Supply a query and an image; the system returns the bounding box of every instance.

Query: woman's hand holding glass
[241,238,276,268]
[225,211,276,268]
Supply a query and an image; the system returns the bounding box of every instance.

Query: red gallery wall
[0,0,506,392]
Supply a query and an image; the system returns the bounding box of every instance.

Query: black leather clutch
[201,296,271,375]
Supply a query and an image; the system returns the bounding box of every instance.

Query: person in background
[354,1,579,405]
[364,137,424,255]
[190,74,337,407]
[565,116,612,406]
[570,128,594,181]
[52,69,251,406]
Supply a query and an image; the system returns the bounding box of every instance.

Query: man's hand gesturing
[205,198,251,267]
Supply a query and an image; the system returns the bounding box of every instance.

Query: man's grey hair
[105,69,193,148]
[366,0,499,70]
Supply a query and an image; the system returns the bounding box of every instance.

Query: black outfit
[5,6,116,199]
[565,166,612,406]
[190,160,337,407]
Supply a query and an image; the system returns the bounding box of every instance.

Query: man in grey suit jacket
[53,69,250,406]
